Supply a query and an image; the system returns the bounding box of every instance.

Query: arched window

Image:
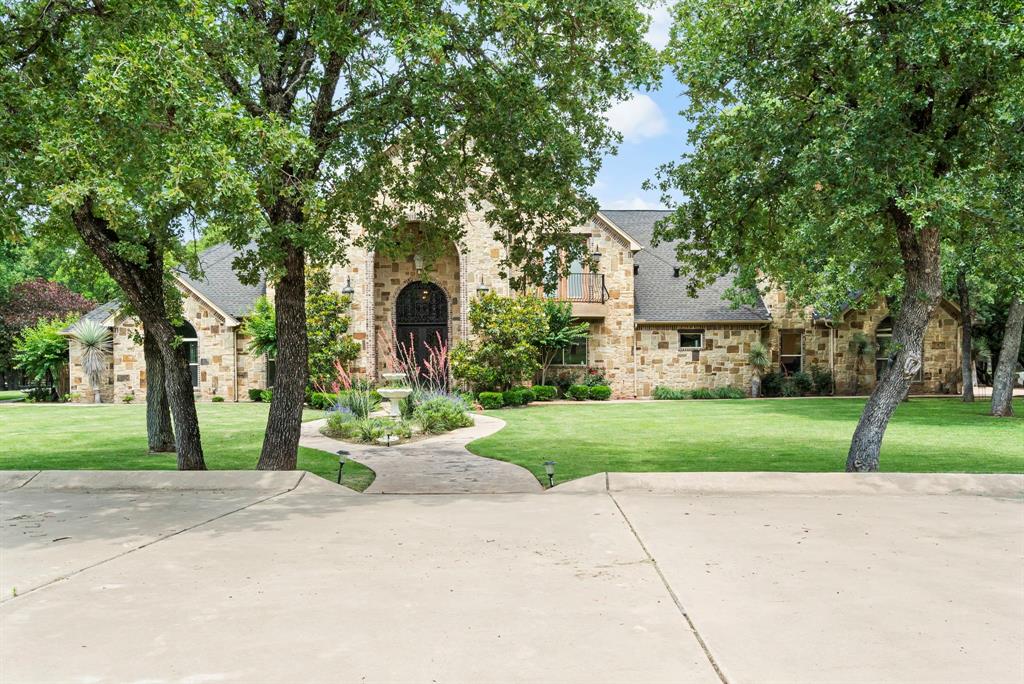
[175,321,199,388]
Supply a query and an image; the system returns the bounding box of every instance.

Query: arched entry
[395,281,448,379]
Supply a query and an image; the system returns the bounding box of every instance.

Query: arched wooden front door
[395,281,448,380]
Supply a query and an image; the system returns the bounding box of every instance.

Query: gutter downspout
[827,321,836,395]
[632,328,639,399]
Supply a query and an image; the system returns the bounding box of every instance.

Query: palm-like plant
[747,342,771,398]
[70,319,112,403]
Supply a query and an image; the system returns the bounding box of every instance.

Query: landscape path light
[337,450,349,484]
[543,460,557,488]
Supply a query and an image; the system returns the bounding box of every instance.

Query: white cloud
[605,93,668,143]
[645,2,672,51]
[603,196,663,210]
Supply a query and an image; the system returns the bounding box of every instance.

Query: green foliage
[537,300,590,382]
[243,297,277,359]
[655,0,1022,313]
[588,385,612,401]
[502,389,527,407]
[582,368,610,387]
[67,318,111,391]
[809,364,835,396]
[519,388,536,404]
[780,379,803,398]
[306,391,337,411]
[337,386,379,419]
[690,388,714,400]
[531,385,557,401]
[478,392,506,410]
[259,389,273,403]
[121,393,134,404]
[710,386,745,400]
[653,386,689,400]
[13,317,72,384]
[791,372,813,395]
[566,384,590,401]
[761,371,783,398]
[747,342,771,375]
[248,388,264,402]
[305,268,360,387]
[211,396,224,403]
[414,396,473,435]
[451,293,548,392]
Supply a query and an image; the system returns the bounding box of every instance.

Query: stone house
[69,210,961,402]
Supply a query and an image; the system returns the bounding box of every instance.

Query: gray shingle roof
[174,242,265,319]
[601,210,770,323]
[63,300,120,332]
[75,243,265,328]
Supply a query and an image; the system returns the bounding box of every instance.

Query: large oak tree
[185,0,659,469]
[655,0,1022,470]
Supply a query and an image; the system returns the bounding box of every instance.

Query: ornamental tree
[537,300,589,385]
[655,0,1023,470]
[451,293,548,392]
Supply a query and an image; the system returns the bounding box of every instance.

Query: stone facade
[74,212,961,401]
[68,283,267,403]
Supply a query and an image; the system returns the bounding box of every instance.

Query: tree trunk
[750,373,761,398]
[991,296,1023,417]
[143,325,176,452]
[72,197,206,469]
[257,240,307,470]
[956,270,974,402]
[846,221,942,472]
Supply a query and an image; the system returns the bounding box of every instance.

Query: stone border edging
[551,472,1024,497]
[0,470,356,494]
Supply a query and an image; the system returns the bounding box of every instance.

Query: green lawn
[0,390,25,401]
[467,398,1024,484]
[0,402,375,491]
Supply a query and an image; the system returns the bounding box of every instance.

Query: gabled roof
[601,209,771,324]
[75,243,265,329]
[174,242,265,320]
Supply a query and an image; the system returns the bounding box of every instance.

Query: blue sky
[593,4,692,210]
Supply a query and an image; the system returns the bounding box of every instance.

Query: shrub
[259,389,273,403]
[502,388,526,406]
[355,417,387,442]
[519,388,535,404]
[690,387,714,400]
[306,391,337,410]
[414,396,474,434]
[791,371,813,395]
[553,369,579,396]
[478,392,505,409]
[121,393,135,404]
[583,368,610,387]
[248,388,264,402]
[566,384,590,401]
[588,385,612,400]
[809,364,834,395]
[531,385,557,401]
[653,386,688,400]
[710,386,745,399]
[338,386,378,418]
[324,408,358,439]
[781,378,802,397]
[761,371,783,397]
[212,395,225,403]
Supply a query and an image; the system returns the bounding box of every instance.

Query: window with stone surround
[678,330,703,350]
[779,331,803,374]
[175,321,199,388]
[553,338,587,366]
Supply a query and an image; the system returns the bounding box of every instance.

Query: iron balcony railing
[546,272,607,304]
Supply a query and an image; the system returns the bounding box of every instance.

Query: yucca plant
[747,342,771,398]
[69,319,112,403]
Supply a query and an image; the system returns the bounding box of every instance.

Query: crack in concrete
[607,490,729,684]
[1,473,308,604]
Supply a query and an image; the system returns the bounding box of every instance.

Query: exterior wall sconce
[341,276,355,296]
[413,253,425,271]
[476,276,490,295]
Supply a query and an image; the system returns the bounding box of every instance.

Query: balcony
[546,273,608,318]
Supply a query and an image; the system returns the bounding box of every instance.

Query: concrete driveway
[1,471,1021,684]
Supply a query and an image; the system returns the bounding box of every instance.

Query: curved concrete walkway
[300,414,542,494]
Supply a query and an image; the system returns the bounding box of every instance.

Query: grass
[0,402,375,492]
[0,390,25,401]
[467,398,1024,485]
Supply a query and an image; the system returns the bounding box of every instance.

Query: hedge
[531,385,557,401]
[588,385,612,400]
[479,392,505,409]
[566,384,589,401]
